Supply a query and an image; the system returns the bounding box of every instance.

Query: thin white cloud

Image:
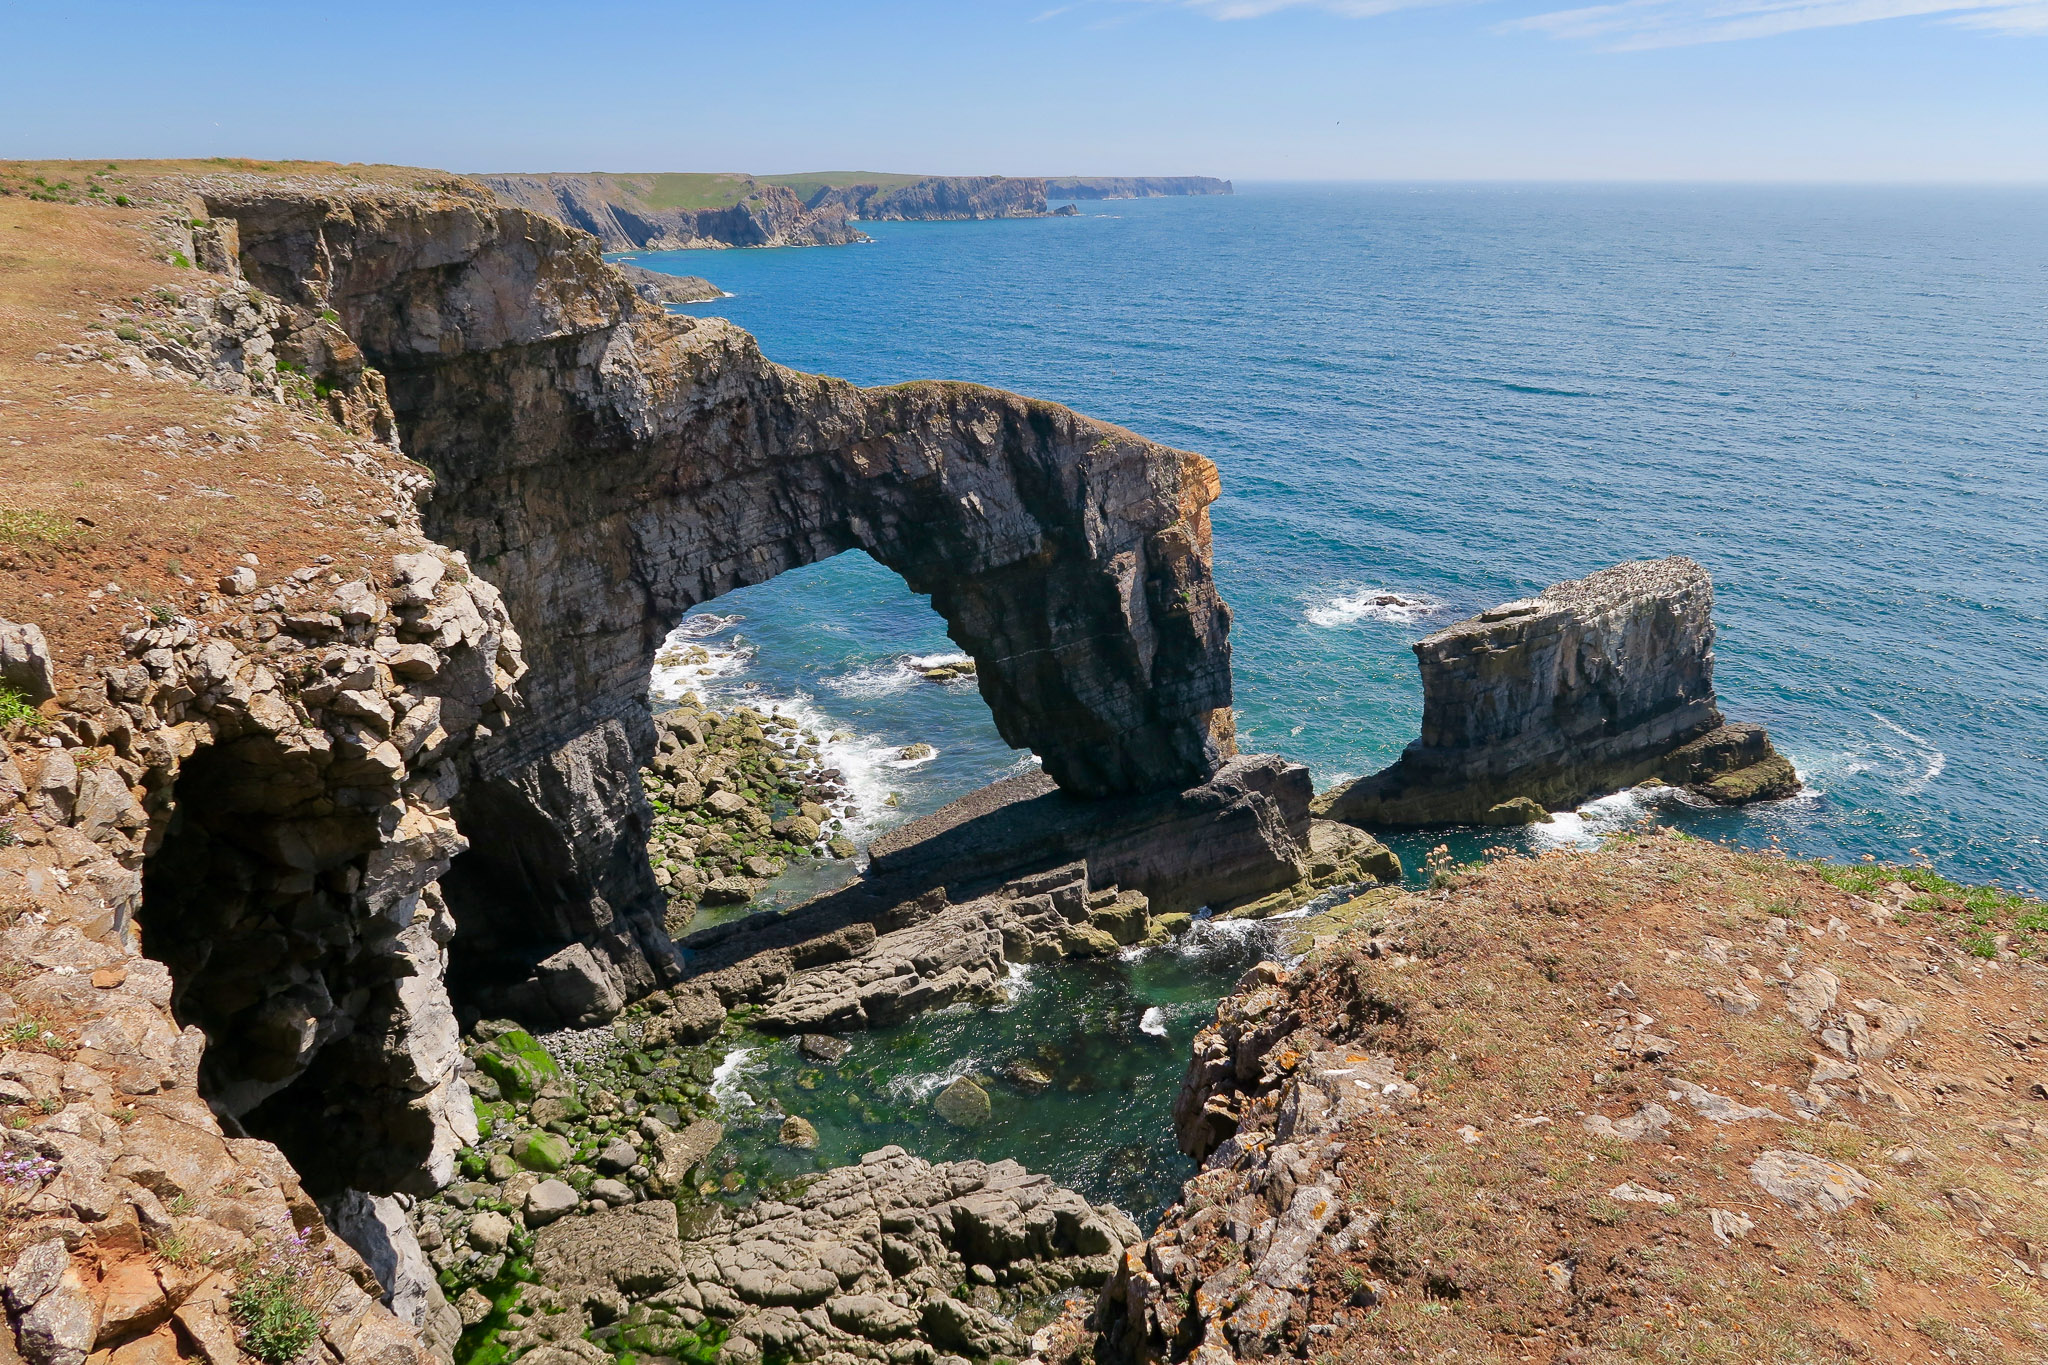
[1114,0,2048,38]
[1949,0,2048,25]
[1509,0,2046,46]
[1138,0,1458,17]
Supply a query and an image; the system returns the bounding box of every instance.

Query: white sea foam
[1870,710,1946,794]
[710,1046,763,1110]
[1527,786,1677,850]
[1305,588,1444,629]
[825,652,977,700]
[646,615,933,842]
[675,612,744,641]
[1139,1007,1169,1038]
[998,962,1037,1008]
[885,1053,984,1103]
[1124,913,1277,968]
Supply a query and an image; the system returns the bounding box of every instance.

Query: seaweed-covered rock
[472,1028,562,1101]
[935,1076,993,1129]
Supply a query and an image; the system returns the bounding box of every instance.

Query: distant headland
[475,170,1233,250]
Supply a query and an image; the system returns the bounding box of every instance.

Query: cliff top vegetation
[0,162,436,680]
[1081,829,2048,1363]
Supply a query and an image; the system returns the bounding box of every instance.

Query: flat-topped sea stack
[1318,557,1798,827]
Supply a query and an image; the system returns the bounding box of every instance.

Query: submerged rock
[935,1076,993,1128]
[797,1034,852,1065]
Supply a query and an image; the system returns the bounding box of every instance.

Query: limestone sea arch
[202,178,1239,1010]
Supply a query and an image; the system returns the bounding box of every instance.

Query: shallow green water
[705,921,1275,1225]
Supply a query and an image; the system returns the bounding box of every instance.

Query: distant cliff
[806,175,1046,221]
[1044,176,1233,199]
[477,170,1231,247]
[476,172,865,251]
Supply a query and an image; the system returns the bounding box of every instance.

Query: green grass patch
[630,172,760,212]
[1812,860,2046,955]
[0,686,46,730]
[761,170,929,202]
[0,507,82,548]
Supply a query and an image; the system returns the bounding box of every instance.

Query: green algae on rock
[640,701,850,935]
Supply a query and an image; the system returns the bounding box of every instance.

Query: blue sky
[4,0,2041,180]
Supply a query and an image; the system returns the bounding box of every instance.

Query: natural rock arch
[210,183,1237,1005]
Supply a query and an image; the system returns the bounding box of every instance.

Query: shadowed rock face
[205,181,1236,1001]
[1318,557,1795,826]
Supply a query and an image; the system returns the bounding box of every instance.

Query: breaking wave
[1305,588,1444,628]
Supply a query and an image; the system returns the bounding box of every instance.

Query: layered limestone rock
[0,547,519,1365]
[199,177,1237,1005]
[614,264,723,306]
[472,1149,1134,1365]
[1317,557,1798,827]
[866,755,1356,916]
[703,863,1168,1033]
[808,176,1048,222]
[475,174,865,251]
[1,532,522,1203]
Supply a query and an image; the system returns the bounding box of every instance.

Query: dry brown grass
[1230,832,2048,1362]
[0,175,426,686]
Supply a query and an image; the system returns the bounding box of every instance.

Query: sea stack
[1316,556,1798,827]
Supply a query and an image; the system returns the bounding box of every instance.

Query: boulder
[536,943,627,1026]
[467,1211,514,1252]
[797,1035,852,1065]
[0,619,55,703]
[934,1077,992,1129]
[700,877,754,906]
[511,1130,572,1173]
[777,1116,819,1149]
[472,1029,561,1101]
[1482,797,1551,826]
[523,1179,580,1227]
[649,1119,724,1192]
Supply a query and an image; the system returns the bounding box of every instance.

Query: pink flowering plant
[228,1228,326,1364]
[0,1150,58,1222]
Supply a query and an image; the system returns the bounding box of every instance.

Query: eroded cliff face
[1042,177,1234,200]
[1317,557,1796,827]
[197,178,1237,1016]
[0,510,518,1365]
[475,174,864,251]
[807,176,1048,221]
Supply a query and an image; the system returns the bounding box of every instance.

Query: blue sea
[633,183,2048,894]
[626,185,2047,1221]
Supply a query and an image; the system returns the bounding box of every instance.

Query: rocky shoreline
[404,997,1141,1365]
[637,700,858,940]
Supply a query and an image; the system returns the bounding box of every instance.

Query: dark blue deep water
[633,183,2048,897]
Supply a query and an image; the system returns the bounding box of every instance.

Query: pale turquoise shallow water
[627,185,2048,1217]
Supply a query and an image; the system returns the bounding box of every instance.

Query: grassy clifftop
[1079,830,2048,1364]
